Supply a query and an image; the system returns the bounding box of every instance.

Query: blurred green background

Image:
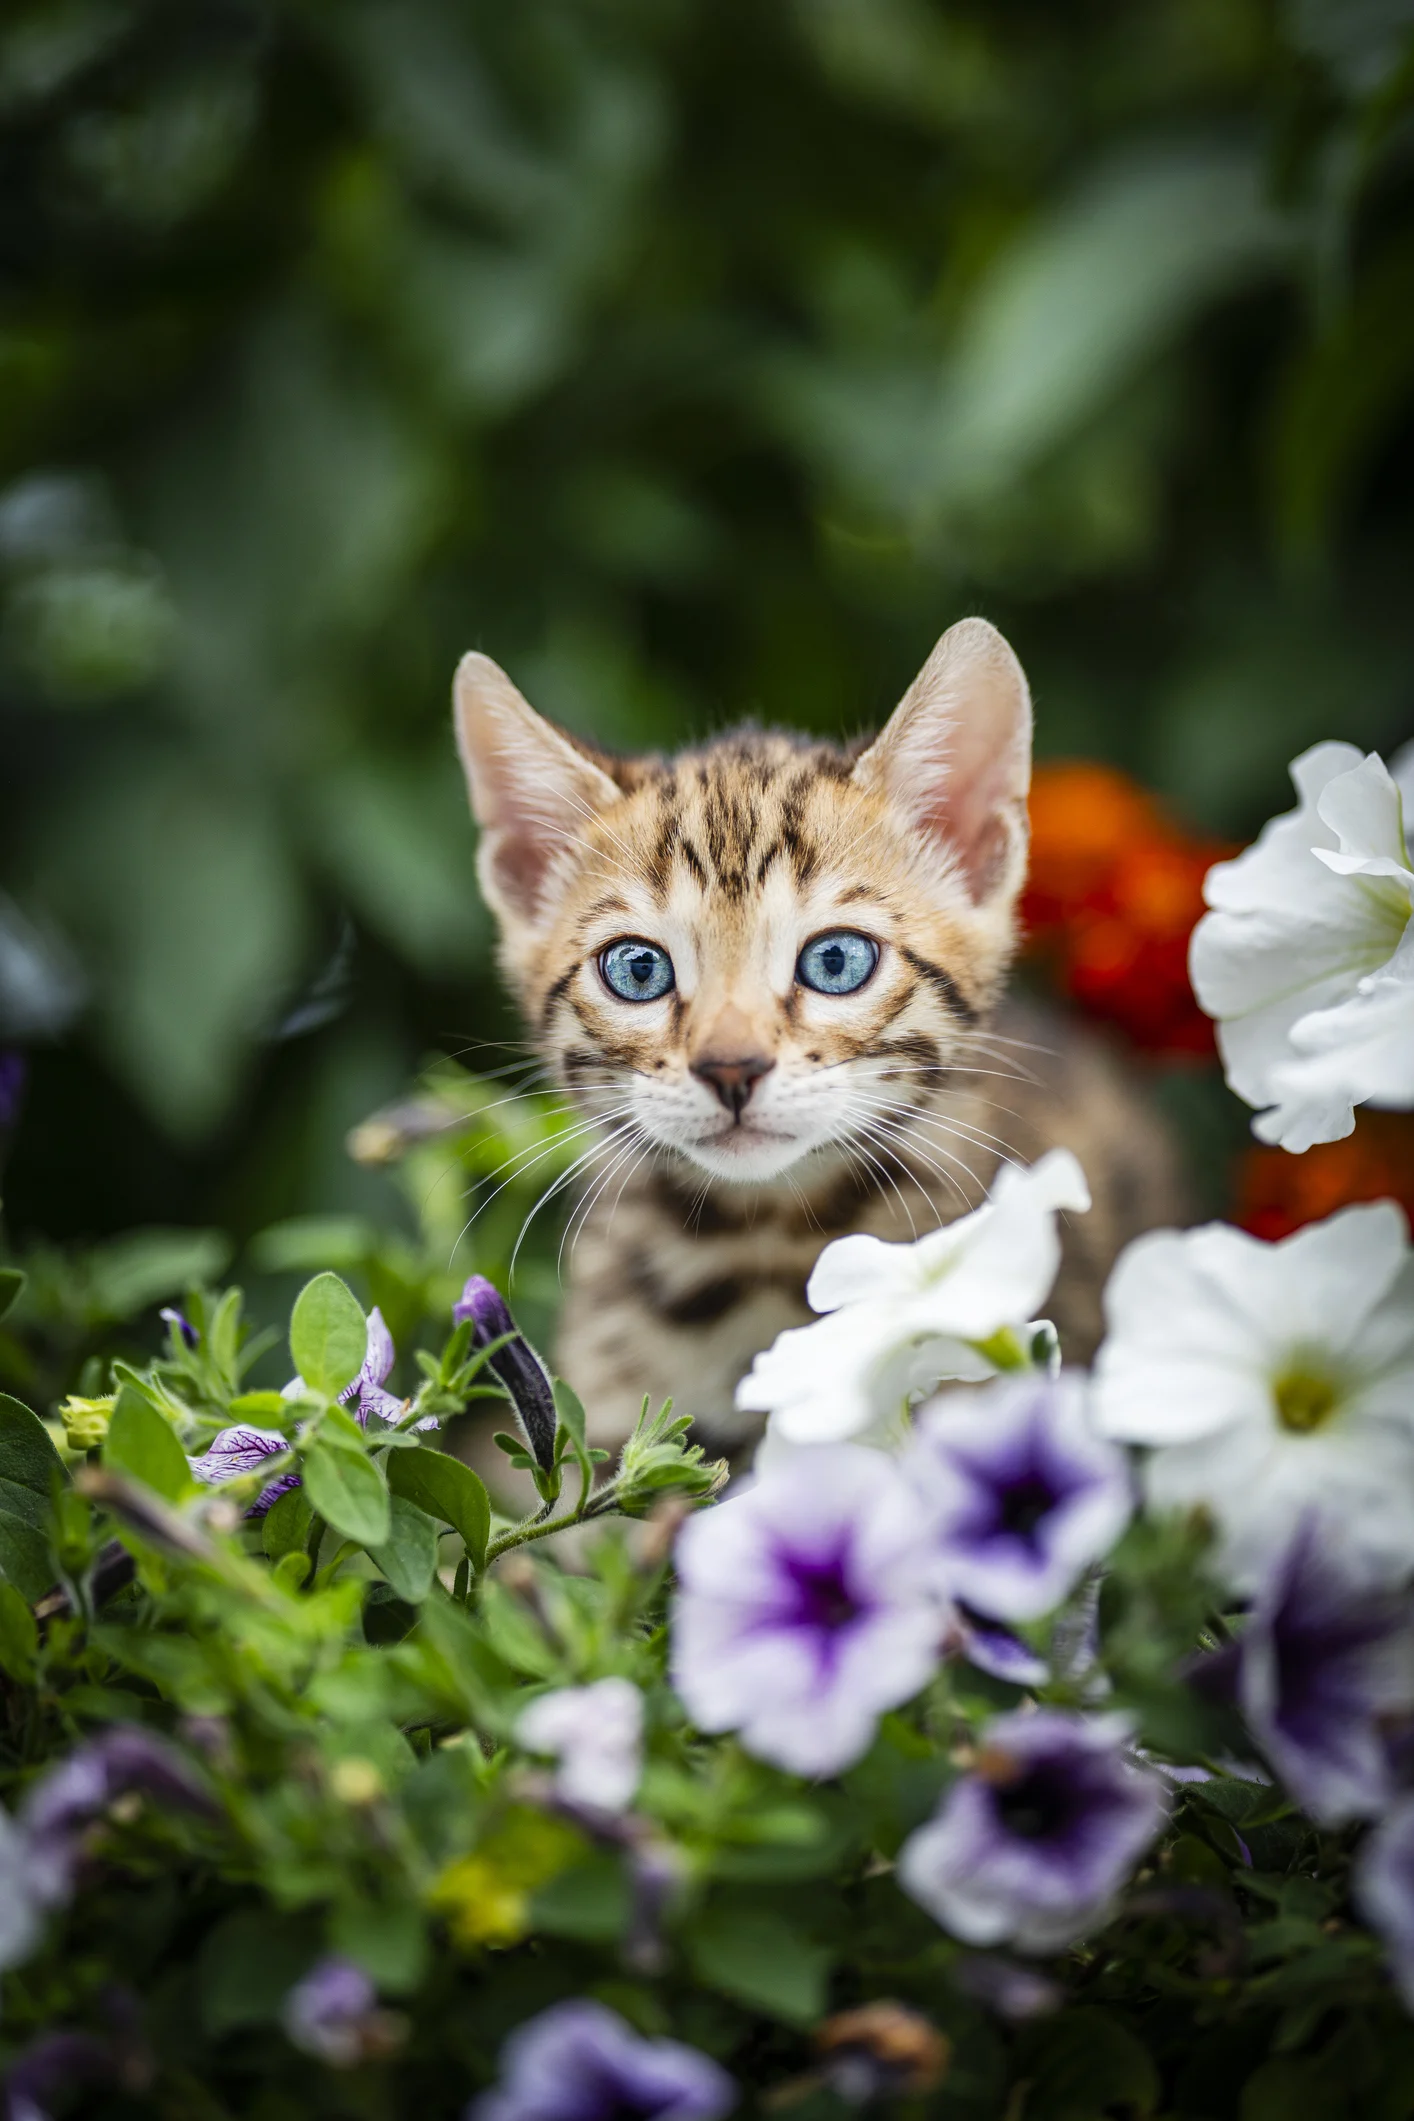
[2,0,1413,1266]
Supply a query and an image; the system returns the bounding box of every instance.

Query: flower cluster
[1191,740,1414,1149]
[190,1304,431,1515]
[674,1348,1152,1951]
[1021,762,1230,1055]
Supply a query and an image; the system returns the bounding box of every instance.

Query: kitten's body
[452,625,1183,1456]
[559,990,1181,1450]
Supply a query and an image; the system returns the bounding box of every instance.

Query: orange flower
[1022,762,1231,1057]
[1236,1111,1414,1242]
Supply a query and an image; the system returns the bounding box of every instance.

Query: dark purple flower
[906,1374,1131,1622]
[0,1049,26,1133]
[282,1956,379,2067]
[1357,1795,1414,2009]
[455,1276,557,1471]
[1238,1516,1414,1825]
[899,1710,1169,1953]
[671,1446,942,1775]
[158,1306,198,1349]
[469,2000,734,2121]
[189,1423,298,1517]
[3,2029,109,2121]
[946,1606,1049,1689]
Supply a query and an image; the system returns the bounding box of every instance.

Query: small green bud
[60,1393,115,1451]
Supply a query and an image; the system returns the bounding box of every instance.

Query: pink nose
[690,1053,775,1119]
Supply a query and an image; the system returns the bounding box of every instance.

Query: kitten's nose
[691,1051,775,1120]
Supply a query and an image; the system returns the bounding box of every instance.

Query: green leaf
[289,1271,366,1398]
[199,1911,319,2035]
[386,1445,489,1572]
[302,1439,389,1546]
[85,1227,231,1318]
[103,1385,190,1501]
[532,1853,631,1941]
[262,1484,314,1560]
[0,1581,38,1681]
[0,1269,25,1323]
[1023,2007,1160,2121]
[0,1393,66,1600]
[328,1897,428,1993]
[688,1907,829,2026]
[368,1493,438,1603]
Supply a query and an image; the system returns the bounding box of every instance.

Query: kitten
[453,619,1183,1454]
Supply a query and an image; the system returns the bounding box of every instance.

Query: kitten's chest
[550,1000,1185,1455]
[554,1110,997,1452]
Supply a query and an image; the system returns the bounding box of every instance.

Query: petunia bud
[159,1307,199,1349]
[453,1276,557,1473]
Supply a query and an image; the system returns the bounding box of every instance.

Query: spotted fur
[453,621,1183,1456]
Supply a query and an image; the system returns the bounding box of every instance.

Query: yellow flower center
[1272,1368,1340,1434]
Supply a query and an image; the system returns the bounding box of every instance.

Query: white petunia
[1093,1201,1414,1591]
[516,1678,644,1814]
[736,1150,1090,1448]
[1190,741,1414,1151]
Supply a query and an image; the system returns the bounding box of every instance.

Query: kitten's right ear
[453,652,621,932]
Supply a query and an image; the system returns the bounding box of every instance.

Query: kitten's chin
[672,1126,820,1185]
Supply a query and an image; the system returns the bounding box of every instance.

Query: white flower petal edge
[1190,740,1414,1150]
[1093,1200,1414,1591]
[516,1678,644,1813]
[735,1149,1090,1447]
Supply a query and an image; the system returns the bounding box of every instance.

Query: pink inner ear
[861,620,1032,909]
[490,828,560,919]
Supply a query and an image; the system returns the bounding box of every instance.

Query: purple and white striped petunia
[899,1710,1169,1953]
[907,1373,1132,1623]
[1237,1515,1414,1825]
[469,1999,734,2121]
[670,1446,943,1776]
[189,1424,297,1518]
[339,1306,424,1427]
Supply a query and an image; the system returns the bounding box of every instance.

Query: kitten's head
[453,620,1031,1185]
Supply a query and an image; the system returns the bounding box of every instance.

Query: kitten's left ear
[852,616,1032,910]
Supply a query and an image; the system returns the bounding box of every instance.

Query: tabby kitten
[453,619,1181,1454]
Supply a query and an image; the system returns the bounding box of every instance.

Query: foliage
[2,0,1414,1249]
[0,1259,1409,2121]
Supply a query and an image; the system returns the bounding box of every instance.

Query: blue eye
[796,930,879,996]
[600,939,675,1003]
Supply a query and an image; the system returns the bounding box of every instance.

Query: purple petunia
[159,1306,198,1349]
[907,1373,1132,1623]
[189,1423,297,1518]
[454,1276,557,1472]
[191,1307,429,1515]
[338,1306,414,1427]
[899,1709,1169,1954]
[671,1445,943,1776]
[469,2000,734,2121]
[282,1956,379,2067]
[1236,1516,1414,1825]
